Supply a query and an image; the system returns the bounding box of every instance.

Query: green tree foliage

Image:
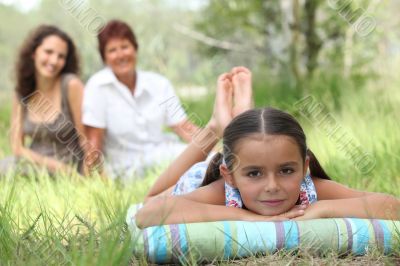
[0,0,394,114]
[194,0,384,103]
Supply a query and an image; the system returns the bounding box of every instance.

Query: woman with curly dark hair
[0,25,85,175]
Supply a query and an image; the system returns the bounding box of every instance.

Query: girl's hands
[243,204,308,222]
[294,201,328,221]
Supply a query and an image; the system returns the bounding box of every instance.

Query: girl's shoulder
[172,161,209,196]
[172,159,225,205]
[299,173,318,204]
[180,178,226,206]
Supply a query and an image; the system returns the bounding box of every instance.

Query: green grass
[0,170,162,265]
[0,73,400,264]
[0,97,11,157]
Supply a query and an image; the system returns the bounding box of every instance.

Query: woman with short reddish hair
[83,20,198,180]
[97,20,139,62]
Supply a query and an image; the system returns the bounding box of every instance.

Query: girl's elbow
[390,195,400,209]
[386,195,400,220]
[379,194,400,205]
[135,198,164,229]
[135,207,161,229]
[376,194,400,219]
[135,208,147,229]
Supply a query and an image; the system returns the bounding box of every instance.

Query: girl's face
[33,35,68,79]
[221,134,308,216]
[104,37,137,78]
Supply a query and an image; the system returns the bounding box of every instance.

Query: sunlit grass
[0,169,160,265]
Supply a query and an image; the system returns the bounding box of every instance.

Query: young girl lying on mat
[135,67,400,228]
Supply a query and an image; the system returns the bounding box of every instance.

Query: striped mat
[129,218,400,264]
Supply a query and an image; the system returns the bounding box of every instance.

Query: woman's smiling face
[33,35,68,79]
[222,134,308,216]
[104,37,137,78]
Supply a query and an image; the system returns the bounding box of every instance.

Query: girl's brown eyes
[245,168,295,178]
[280,168,294,175]
[247,170,262,177]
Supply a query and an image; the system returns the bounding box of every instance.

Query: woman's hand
[47,159,83,179]
[243,204,308,222]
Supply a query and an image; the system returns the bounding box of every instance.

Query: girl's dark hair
[202,107,331,186]
[15,25,79,99]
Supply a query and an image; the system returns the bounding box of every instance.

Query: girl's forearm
[146,125,219,198]
[136,196,255,228]
[321,194,400,220]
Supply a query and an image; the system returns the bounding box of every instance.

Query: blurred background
[1,2,399,264]
[1,0,400,184]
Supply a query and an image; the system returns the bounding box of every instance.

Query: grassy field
[0,72,400,265]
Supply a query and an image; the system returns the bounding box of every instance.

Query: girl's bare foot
[231,66,253,117]
[208,73,234,138]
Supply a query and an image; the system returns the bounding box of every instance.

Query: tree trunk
[343,27,354,78]
[304,0,322,77]
[290,0,301,87]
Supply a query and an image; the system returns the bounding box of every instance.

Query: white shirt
[83,67,187,180]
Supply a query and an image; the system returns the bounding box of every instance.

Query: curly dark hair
[15,25,80,99]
